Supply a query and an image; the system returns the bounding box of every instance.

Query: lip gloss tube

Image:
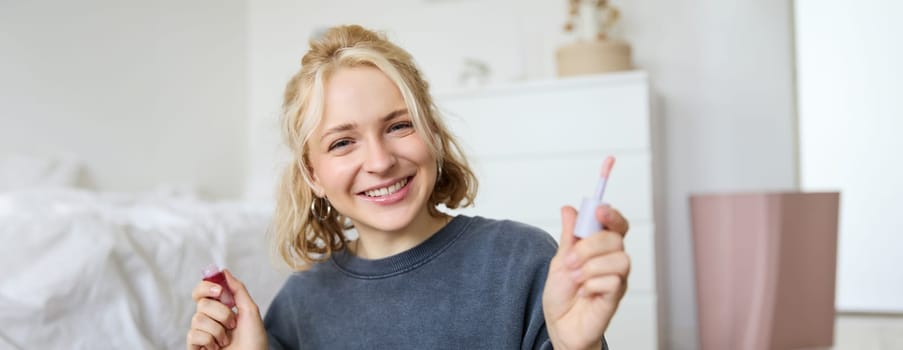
[202,264,235,308]
[574,156,616,238]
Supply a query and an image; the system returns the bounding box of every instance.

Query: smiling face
[306,66,440,239]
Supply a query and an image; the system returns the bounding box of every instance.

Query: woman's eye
[328,139,353,151]
[388,121,413,133]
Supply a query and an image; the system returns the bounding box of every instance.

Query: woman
[187,25,630,350]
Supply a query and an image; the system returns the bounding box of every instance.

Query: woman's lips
[357,176,413,205]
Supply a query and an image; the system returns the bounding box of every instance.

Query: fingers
[190,312,231,348]
[186,328,221,350]
[192,281,225,302]
[558,205,579,253]
[578,274,628,298]
[196,298,237,329]
[187,287,237,350]
[596,205,629,236]
[224,269,260,315]
[570,251,630,284]
[566,232,624,269]
[564,227,630,297]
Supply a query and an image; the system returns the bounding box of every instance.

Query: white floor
[830,313,903,350]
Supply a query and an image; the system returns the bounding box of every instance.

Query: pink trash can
[690,192,840,350]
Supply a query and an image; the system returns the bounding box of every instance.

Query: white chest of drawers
[436,71,658,349]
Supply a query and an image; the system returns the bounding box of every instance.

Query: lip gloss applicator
[202,264,235,308]
[574,156,616,239]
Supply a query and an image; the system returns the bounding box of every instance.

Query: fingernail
[211,285,221,295]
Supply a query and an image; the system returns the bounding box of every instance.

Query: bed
[0,177,287,349]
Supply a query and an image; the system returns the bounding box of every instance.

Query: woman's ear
[310,172,323,198]
[309,172,325,198]
[302,156,324,197]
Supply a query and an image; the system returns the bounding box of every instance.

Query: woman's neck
[350,211,452,260]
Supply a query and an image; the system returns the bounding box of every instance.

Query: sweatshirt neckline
[330,215,471,279]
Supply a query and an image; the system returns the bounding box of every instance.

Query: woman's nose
[362,139,397,174]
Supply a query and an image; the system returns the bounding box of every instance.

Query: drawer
[437,75,650,157]
[605,293,659,350]
[453,152,654,223]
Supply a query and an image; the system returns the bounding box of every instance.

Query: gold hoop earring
[436,162,443,184]
[310,197,331,221]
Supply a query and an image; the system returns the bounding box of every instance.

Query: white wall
[0,1,249,198]
[796,0,903,313]
[619,1,799,348]
[245,0,538,199]
[247,1,799,349]
[1,0,799,347]
[0,0,801,347]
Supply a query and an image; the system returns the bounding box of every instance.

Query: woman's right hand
[187,269,268,350]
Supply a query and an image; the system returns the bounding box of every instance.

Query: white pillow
[0,154,82,191]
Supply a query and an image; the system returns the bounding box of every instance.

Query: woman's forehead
[319,67,406,127]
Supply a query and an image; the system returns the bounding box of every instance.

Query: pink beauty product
[202,264,235,308]
[574,156,616,238]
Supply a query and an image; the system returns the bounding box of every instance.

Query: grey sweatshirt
[264,215,608,349]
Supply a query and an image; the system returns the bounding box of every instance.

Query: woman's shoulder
[465,215,555,238]
[459,215,558,257]
[276,258,342,288]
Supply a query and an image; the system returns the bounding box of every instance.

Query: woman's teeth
[364,178,408,197]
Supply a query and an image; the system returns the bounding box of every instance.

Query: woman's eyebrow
[321,122,356,143]
[320,108,410,142]
[382,108,409,122]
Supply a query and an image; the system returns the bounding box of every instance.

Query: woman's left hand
[543,205,630,350]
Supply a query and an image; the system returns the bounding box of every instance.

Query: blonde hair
[272,25,478,271]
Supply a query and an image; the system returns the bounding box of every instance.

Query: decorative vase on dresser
[556,39,633,77]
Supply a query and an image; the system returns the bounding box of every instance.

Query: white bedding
[0,188,288,349]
